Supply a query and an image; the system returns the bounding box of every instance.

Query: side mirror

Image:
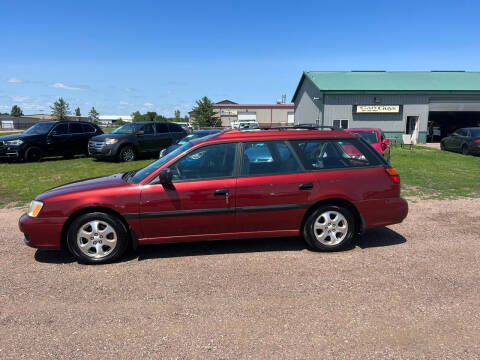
[159,168,173,184]
[382,138,390,144]
[136,130,144,136]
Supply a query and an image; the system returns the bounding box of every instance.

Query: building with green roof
[292,71,480,143]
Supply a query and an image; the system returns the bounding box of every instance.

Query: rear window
[70,122,83,134]
[470,128,480,137]
[291,139,381,170]
[167,123,183,132]
[350,131,378,143]
[155,123,169,133]
[241,141,301,176]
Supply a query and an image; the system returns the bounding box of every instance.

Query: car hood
[36,173,129,200]
[90,133,131,141]
[0,133,42,142]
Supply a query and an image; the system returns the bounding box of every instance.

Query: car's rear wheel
[118,145,136,162]
[67,212,129,264]
[440,142,445,151]
[24,147,42,162]
[303,205,355,251]
[462,144,470,156]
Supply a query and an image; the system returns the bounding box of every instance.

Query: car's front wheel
[67,212,129,264]
[24,146,43,162]
[440,142,445,151]
[303,205,355,251]
[462,144,470,156]
[118,145,136,162]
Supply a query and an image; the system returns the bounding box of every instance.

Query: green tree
[131,111,142,122]
[191,96,220,127]
[88,107,100,123]
[50,97,70,120]
[10,105,23,117]
[74,107,81,116]
[174,109,181,121]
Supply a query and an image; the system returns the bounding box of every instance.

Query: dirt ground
[0,198,479,359]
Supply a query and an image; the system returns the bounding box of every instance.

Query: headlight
[6,139,23,146]
[105,138,118,145]
[159,149,166,158]
[27,200,44,217]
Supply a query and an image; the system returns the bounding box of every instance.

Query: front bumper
[88,143,116,159]
[0,145,22,159]
[19,214,66,250]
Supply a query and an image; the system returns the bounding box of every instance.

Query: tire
[24,147,43,162]
[303,205,355,252]
[117,145,136,162]
[67,212,129,264]
[440,142,445,151]
[462,145,470,156]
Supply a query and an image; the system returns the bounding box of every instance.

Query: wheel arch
[301,198,366,234]
[60,206,138,250]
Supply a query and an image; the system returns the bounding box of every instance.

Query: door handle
[214,189,229,196]
[299,183,314,190]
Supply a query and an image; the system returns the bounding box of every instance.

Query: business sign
[354,105,401,113]
[220,109,237,116]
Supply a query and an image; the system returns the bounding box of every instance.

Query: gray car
[440,127,480,155]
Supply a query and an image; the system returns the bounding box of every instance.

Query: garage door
[238,112,256,121]
[430,100,480,111]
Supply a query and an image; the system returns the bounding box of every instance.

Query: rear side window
[167,123,183,132]
[70,122,83,134]
[241,141,301,176]
[83,123,97,133]
[291,139,381,170]
[155,123,169,133]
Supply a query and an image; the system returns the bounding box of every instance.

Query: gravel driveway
[0,199,479,359]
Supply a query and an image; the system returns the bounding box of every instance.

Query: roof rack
[259,125,344,131]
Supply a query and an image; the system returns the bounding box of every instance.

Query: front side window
[51,123,69,135]
[171,143,237,181]
[23,122,54,135]
[241,141,301,176]
[291,139,381,170]
[142,124,154,135]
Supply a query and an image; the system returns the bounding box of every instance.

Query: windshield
[470,128,480,137]
[350,131,379,144]
[111,123,144,134]
[22,122,54,135]
[129,142,193,183]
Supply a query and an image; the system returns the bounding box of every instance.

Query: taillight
[474,139,480,143]
[385,167,400,184]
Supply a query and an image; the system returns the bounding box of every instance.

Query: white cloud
[143,102,154,107]
[119,101,130,106]
[49,83,89,91]
[7,77,22,83]
[124,87,136,92]
[9,95,30,102]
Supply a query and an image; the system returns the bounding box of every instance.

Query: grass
[0,145,478,207]
[0,157,152,206]
[390,145,480,199]
[0,131,22,136]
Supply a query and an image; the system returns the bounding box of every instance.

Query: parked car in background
[89,122,187,162]
[440,127,480,155]
[159,129,222,158]
[0,121,103,162]
[345,128,391,160]
[20,127,408,264]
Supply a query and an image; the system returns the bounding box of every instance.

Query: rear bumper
[19,214,66,250]
[359,197,408,229]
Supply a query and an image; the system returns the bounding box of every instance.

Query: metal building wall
[293,76,323,125]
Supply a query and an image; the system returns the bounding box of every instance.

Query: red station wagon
[19,127,408,264]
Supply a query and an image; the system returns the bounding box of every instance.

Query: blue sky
[1,0,479,116]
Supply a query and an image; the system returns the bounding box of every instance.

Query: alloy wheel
[76,220,117,259]
[313,211,348,246]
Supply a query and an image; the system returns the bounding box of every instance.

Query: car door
[235,140,317,234]
[46,123,71,156]
[136,123,156,152]
[154,123,174,150]
[139,142,238,241]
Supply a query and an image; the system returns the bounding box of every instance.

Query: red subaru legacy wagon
[19,127,408,264]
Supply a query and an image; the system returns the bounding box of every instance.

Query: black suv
[0,121,103,162]
[88,122,187,162]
